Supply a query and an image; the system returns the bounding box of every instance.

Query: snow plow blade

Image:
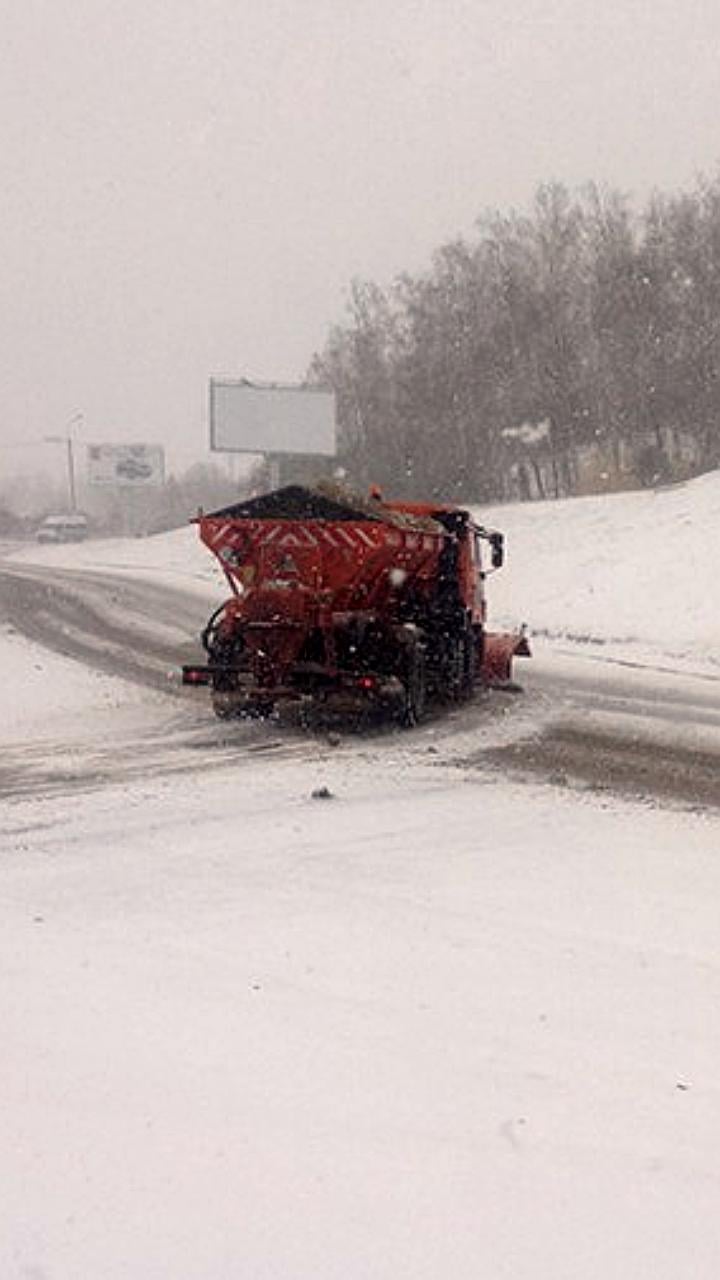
[482,629,531,687]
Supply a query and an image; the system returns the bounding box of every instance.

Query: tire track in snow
[3,560,720,810]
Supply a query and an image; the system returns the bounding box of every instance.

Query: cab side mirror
[489,531,504,569]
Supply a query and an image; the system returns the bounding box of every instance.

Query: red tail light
[182,666,212,686]
[357,674,377,691]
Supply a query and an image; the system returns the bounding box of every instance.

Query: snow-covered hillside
[482,468,720,673]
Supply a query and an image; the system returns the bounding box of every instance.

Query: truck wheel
[458,631,475,699]
[445,629,475,702]
[399,647,427,727]
[209,634,244,707]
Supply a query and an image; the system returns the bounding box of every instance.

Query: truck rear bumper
[182,664,406,718]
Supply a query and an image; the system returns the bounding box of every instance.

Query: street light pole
[65,436,77,511]
[45,412,83,512]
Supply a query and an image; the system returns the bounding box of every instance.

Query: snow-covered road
[2,554,719,807]
[3,714,720,1280]
[2,474,720,1278]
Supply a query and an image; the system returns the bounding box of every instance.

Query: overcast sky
[2,0,720,476]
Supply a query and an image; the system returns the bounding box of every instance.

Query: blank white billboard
[87,443,165,487]
[210,380,336,456]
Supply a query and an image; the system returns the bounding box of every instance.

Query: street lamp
[45,412,83,512]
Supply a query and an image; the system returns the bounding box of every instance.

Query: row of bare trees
[311,178,720,501]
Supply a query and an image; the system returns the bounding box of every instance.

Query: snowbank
[0,624,162,742]
[11,524,224,600]
[480,468,720,673]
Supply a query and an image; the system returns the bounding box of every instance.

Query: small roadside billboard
[87,444,165,487]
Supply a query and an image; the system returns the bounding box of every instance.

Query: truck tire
[458,629,475,700]
[399,645,427,727]
[209,634,246,719]
[441,629,474,703]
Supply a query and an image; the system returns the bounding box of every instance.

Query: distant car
[115,457,154,481]
[36,514,89,544]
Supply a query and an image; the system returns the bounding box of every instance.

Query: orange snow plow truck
[182,484,529,725]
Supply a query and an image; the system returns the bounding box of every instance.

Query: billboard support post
[268,455,281,490]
